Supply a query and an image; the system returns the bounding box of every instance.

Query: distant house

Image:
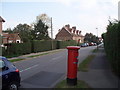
[2,33,22,44]
[0,16,5,35]
[55,24,84,43]
[0,16,22,45]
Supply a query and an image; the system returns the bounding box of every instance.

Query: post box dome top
[67,46,80,50]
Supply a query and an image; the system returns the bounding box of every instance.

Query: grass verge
[78,55,95,72]
[55,80,92,88]
[27,50,63,58]
[92,48,98,53]
[5,54,21,58]
[10,58,24,62]
[28,52,49,58]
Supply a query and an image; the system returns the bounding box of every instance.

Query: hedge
[57,40,77,49]
[31,40,52,53]
[2,40,77,57]
[4,42,31,56]
[102,21,120,77]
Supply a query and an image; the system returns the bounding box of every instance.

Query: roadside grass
[78,55,95,72]
[5,54,21,58]
[28,52,49,58]
[92,48,98,53]
[55,80,92,88]
[27,50,63,58]
[8,49,64,62]
[10,58,24,62]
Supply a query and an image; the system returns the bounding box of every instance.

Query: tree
[84,33,98,43]
[33,19,50,40]
[36,13,51,28]
[13,24,33,42]
[3,28,13,33]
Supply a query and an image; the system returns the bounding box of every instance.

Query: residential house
[2,33,22,44]
[55,24,84,43]
[0,16,22,45]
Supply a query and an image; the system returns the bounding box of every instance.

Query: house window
[16,40,20,43]
[8,40,13,43]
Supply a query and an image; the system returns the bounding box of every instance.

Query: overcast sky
[1,0,119,38]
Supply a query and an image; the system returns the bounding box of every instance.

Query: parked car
[80,43,88,47]
[0,56,21,90]
[86,43,89,46]
[89,42,94,46]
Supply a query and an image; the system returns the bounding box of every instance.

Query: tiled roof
[0,16,5,22]
[64,27,84,37]
[3,33,20,40]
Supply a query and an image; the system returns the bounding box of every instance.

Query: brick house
[0,16,22,44]
[55,24,84,43]
[2,33,22,44]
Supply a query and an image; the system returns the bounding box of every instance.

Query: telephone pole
[51,17,53,50]
[96,28,98,50]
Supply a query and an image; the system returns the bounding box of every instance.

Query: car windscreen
[0,60,5,71]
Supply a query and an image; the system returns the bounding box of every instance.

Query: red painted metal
[67,46,80,79]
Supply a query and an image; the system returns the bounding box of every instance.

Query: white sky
[1,0,119,38]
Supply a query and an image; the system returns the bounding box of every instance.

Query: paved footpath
[78,48,120,89]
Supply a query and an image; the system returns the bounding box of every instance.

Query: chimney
[64,24,70,30]
[76,30,79,35]
[79,31,81,35]
[58,29,61,32]
[69,29,72,33]
[72,26,76,34]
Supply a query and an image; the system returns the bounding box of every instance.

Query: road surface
[14,46,96,88]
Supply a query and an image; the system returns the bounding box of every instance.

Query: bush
[57,40,77,49]
[3,40,77,58]
[102,20,120,77]
[3,42,31,56]
[32,40,52,53]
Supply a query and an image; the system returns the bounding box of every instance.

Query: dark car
[0,56,21,90]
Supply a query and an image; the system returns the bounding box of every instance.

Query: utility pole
[51,17,53,50]
[96,28,98,50]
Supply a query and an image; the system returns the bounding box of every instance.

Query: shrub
[102,20,120,77]
[3,42,31,56]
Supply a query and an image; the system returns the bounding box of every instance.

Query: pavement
[7,46,120,89]
[10,46,96,88]
[78,47,120,89]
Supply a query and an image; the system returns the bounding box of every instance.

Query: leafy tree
[3,28,13,33]
[33,20,50,40]
[84,33,99,43]
[36,13,51,27]
[13,24,33,42]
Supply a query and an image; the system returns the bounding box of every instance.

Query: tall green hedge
[4,42,31,56]
[102,21,120,77]
[32,40,77,52]
[31,40,52,53]
[2,40,77,57]
[57,40,77,49]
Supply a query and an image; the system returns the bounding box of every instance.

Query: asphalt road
[14,46,96,88]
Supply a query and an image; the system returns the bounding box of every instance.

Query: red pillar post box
[66,46,80,86]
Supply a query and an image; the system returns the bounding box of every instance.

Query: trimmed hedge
[31,40,52,53]
[32,40,77,52]
[2,40,77,57]
[57,40,77,49]
[102,21,120,77]
[4,42,31,56]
